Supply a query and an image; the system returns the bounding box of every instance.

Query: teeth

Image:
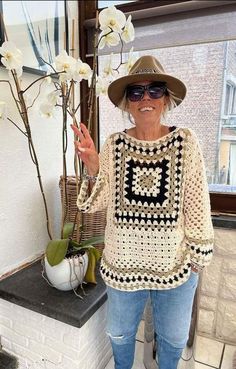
[139,107,154,112]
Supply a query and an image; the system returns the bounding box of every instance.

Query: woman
[71,55,214,369]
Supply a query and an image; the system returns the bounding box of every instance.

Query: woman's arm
[71,123,110,213]
[71,123,99,176]
[184,129,214,271]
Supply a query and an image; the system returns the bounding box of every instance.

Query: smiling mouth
[139,107,154,112]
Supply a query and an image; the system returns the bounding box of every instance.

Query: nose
[141,90,151,100]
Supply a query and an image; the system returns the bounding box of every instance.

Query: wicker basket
[59,176,106,252]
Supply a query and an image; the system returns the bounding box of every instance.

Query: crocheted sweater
[77,127,214,291]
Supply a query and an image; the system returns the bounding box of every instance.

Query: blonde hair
[118,93,129,111]
[162,87,183,121]
[118,86,183,124]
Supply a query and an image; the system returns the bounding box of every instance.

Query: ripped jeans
[106,272,198,369]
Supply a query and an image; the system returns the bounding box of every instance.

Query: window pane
[98,1,136,9]
[98,40,236,193]
[224,84,231,115]
[232,87,236,114]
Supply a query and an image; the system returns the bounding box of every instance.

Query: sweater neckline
[122,126,179,144]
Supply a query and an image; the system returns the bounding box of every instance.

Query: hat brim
[108,73,186,108]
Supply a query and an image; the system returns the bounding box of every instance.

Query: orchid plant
[0,5,135,285]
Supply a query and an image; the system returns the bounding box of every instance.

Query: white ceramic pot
[44,253,88,291]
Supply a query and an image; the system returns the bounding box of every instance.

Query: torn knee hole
[107,333,124,340]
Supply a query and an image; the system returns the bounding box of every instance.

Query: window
[224,84,232,116]
[224,83,236,118]
[82,0,236,212]
[99,40,236,195]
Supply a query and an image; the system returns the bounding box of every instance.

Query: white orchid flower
[43,73,52,85]
[124,47,137,73]
[54,50,76,81]
[73,59,92,82]
[39,102,55,118]
[47,91,60,106]
[102,53,117,78]
[0,101,7,121]
[59,72,69,83]
[0,41,23,72]
[99,5,126,33]
[121,15,135,43]
[88,72,96,89]
[45,76,52,84]
[98,28,120,50]
[96,76,110,96]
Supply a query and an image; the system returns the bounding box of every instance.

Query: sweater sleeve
[184,129,214,268]
[76,137,110,213]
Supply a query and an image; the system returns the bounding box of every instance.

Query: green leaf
[62,223,74,239]
[79,235,104,247]
[72,244,95,252]
[46,239,69,266]
[90,247,102,262]
[69,240,80,249]
[84,249,97,284]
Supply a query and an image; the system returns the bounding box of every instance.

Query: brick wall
[0,300,112,369]
[197,227,236,345]
[227,41,236,77]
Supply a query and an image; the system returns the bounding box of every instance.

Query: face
[126,81,168,124]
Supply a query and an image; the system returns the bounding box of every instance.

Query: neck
[134,121,165,141]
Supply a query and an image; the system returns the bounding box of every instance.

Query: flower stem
[87,10,99,133]
[60,82,69,238]
[22,71,65,94]
[7,118,28,137]
[11,70,53,240]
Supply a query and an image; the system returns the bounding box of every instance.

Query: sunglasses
[126,83,167,102]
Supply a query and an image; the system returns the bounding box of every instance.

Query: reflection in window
[98,40,236,193]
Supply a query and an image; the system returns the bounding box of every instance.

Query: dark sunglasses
[126,83,167,102]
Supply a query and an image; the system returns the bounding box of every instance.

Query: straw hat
[108,55,186,108]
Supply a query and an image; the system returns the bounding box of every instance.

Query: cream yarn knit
[77,127,214,291]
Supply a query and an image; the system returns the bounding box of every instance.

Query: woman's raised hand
[71,123,99,176]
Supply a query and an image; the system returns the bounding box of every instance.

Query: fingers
[71,123,92,142]
[70,124,80,135]
[74,141,85,153]
[80,123,91,140]
[71,124,85,143]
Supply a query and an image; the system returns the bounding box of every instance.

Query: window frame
[223,80,236,119]
[79,0,236,214]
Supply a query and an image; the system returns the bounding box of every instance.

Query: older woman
[71,55,214,369]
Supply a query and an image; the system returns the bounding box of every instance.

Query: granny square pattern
[113,133,184,229]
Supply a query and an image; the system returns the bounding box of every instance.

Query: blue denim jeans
[106,272,199,369]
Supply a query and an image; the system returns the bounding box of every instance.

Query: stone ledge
[0,351,18,369]
[0,260,107,328]
[212,214,236,229]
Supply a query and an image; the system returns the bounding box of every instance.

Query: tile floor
[104,320,236,369]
